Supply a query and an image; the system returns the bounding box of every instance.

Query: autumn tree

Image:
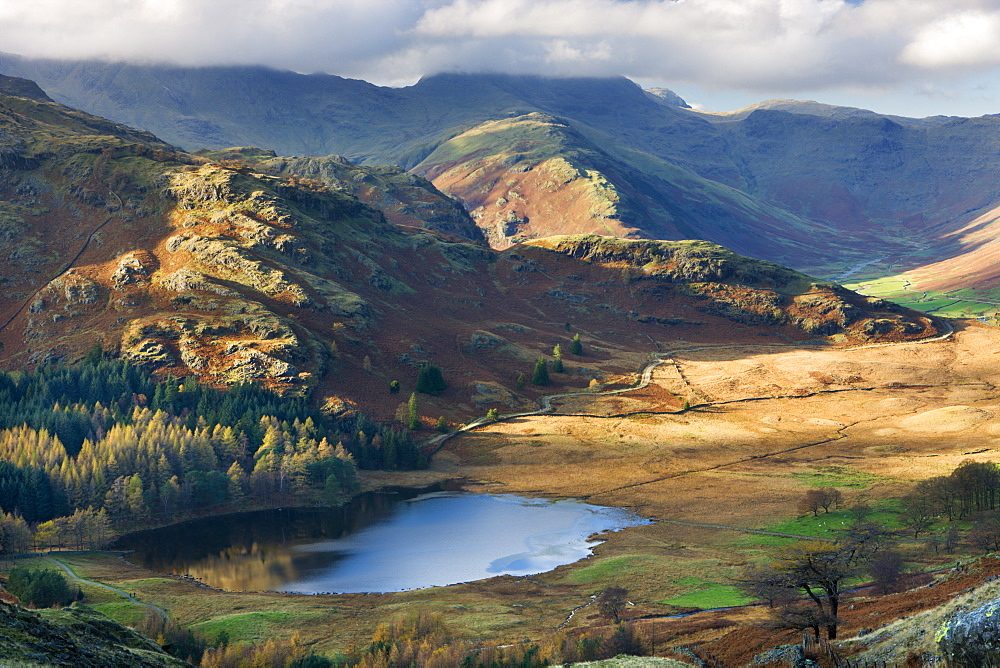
[0,512,32,558]
[407,393,420,430]
[569,332,583,355]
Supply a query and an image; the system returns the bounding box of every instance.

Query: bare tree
[597,586,629,623]
[945,524,960,554]
[767,604,836,640]
[968,515,1000,553]
[869,550,906,594]
[798,489,825,517]
[799,488,843,517]
[899,493,936,538]
[737,522,893,640]
[818,488,843,513]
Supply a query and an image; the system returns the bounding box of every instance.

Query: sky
[1,0,1000,118]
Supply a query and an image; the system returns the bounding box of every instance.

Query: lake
[115,488,649,593]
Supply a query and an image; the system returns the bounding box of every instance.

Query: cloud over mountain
[3,0,1000,94]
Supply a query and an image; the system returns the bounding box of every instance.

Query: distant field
[836,266,1000,318]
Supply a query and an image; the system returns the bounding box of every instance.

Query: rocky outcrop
[470,381,520,409]
[120,312,318,396]
[321,395,361,420]
[530,236,805,288]
[198,149,487,244]
[168,234,311,306]
[157,269,238,296]
[937,599,1000,666]
[110,252,153,286]
[464,331,507,353]
[527,236,936,341]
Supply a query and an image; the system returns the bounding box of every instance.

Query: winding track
[424,318,955,543]
[427,318,955,454]
[46,556,168,620]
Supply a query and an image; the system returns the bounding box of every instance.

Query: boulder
[110,252,151,286]
[937,599,1000,666]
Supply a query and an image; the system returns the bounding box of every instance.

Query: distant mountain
[0,76,934,420]
[414,111,830,265]
[2,56,997,306]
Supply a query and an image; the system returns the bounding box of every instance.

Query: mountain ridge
[4,56,996,311]
[0,80,938,423]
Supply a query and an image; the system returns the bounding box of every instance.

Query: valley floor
[13,320,1000,662]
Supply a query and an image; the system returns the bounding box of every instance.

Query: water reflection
[116,489,648,593]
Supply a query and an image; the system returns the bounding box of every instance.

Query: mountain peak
[643,87,691,109]
[0,73,51,102]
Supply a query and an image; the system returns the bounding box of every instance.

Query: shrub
[6,566,78,608]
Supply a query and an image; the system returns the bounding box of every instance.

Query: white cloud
[0,0,999,97]
[901,9,1000,68]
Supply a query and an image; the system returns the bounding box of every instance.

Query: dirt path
[46,556,168,620]
[427,319,954,453]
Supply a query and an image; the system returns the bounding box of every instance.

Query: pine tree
[552,344,564,372]
[569,333,583,355]
[531,358,550,386]
[415,365,447,395]
[435,416,448,433]
[516,373,526,390]
[407,393,420,430]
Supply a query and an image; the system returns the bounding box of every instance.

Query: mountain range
[0,72,936,423]
[2,55,998,315]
